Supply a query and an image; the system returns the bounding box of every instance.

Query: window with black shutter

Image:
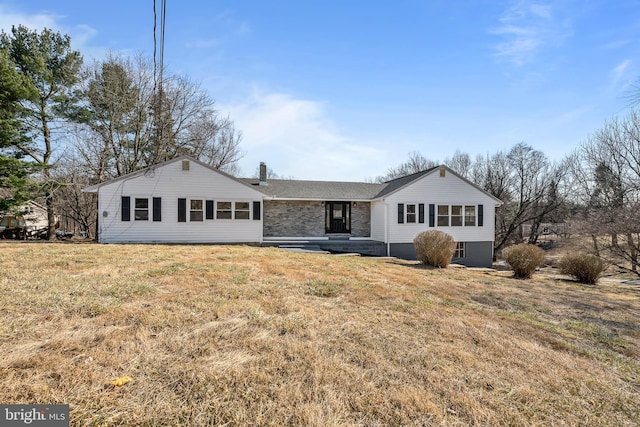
[121,196,130,221]
[428,204,435,227]
[253,201,261,220]
[397,204,404,223]
[478,204,484,226]
[418,204,425,224]
[206,200,214,220]
[153,197,162,221]
[178,198,186,222]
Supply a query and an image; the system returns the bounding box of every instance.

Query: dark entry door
[326,202,351,233]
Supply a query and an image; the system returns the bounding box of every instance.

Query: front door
[325,202,351,234]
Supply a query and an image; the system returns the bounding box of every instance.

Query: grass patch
[0,242,639,426]
[304,279,342,297]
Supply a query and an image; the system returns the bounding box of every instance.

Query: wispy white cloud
[216,9,252,36]
[222,90,390,181]
[0,5,102,59]
[490,0,572,66]
[0,5,59,31]
[603,39,630,50]
[186,38,222,49]
[555,104,596,124]
[610,59,633,88]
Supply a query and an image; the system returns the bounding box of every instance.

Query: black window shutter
[121,196,131,221]
[178,198,186,223]
[397,203,404,223]
[253,201,261,220]
[153,197,162,221]
[206,200,214,220]
[478,204,484,227]
[418,203,425,223]
[428,204,435,227]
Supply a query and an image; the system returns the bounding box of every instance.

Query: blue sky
[1,0,639,181]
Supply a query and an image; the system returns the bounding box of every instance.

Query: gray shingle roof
[373,167,438,198]
[241,178,384,200]
[241,166,443,200]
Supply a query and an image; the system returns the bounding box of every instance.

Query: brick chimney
[259,162,267,185]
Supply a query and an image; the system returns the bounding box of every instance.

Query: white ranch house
[83,156,502,267]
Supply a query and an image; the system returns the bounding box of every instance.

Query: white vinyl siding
[96,158,263,243]
[383,169,497,244]
[370,201,386,242]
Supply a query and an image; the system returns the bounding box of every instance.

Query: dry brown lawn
[0,243,638,426]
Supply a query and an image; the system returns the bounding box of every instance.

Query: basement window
[454,242,465,258]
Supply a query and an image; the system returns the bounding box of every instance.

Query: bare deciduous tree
[444,150,471,178]
[78,53,243,180]
[377,151,438,182]
[473,143,566,253]
[52,156,96,238]
[569,110,640,274]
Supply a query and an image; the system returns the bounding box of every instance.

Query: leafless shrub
[413,230,456,268]
[503,244,545,279]
[559,253,605,284]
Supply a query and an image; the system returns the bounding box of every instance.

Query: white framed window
[464,206,476,226]
[406,204,416,223]
[437,205,449,226]
[134,198,149,220]
[451,205,463,226]
[217,201,232,219]
[235,202,250,219]
[190,199,203,221]
[454,242,465,258]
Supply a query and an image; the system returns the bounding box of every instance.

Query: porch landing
[262,239,387,256]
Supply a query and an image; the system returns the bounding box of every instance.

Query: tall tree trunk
[42,112,56,241]
[528,221,541,244]
[591,234,600,257]
[46,190,56,240]
[627,233,638,273]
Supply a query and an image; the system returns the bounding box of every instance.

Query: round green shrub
[558,253,605,285]
[413,230,457,268]
[503,243,545,279]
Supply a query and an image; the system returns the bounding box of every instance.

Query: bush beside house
[503,244,545,279]
[559,253,605,284]
[413,230,457,268]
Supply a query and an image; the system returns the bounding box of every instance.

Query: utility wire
[152,0,167,162]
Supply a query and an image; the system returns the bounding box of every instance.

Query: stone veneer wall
[263,200,371,238]
[350,202,371,237]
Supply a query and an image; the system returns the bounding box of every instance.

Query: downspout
[384,200,390,256]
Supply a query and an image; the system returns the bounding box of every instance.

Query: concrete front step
[265,240,387,257]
